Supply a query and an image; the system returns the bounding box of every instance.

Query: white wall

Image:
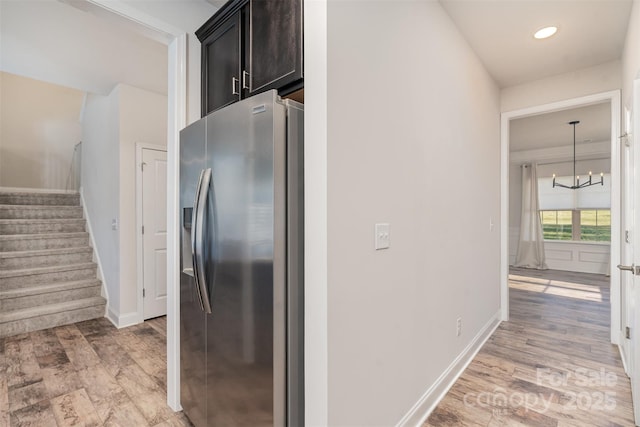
[325,1,501,425]
[0,72,84,189]
[544,241,610,274]
[81,83,167,325]
[117,84,168,319]
[81,89,121,312]
[114,0,218,124]
[622,0,640,116]
[501,61,622,112]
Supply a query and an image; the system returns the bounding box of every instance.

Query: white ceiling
[0,0,217,97]
[0,0,629,153]
[0,0,168,95]
[440,0,633,88]
[439,0,625,155]
[510,102,611,151]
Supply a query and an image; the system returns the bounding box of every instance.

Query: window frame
[539,208,611,242]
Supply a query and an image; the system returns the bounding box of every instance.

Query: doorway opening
[500,90,622,348]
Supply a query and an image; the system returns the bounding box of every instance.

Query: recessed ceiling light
[534,26,558,39]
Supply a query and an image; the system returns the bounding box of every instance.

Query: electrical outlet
[456,317,462,337]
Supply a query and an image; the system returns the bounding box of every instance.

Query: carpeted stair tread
[0,218,86,225]
[0,205,84,219]
[0,231,89,242]
[0,279,102,299]
[0,204,81,209]
[0,262,96,279]
[0,191,80,206]
[0,296,106,323]
[0,246,94,269]
[0,279,102,312]
[0,246,92,259]
[0,233,89,253]
[0,218,86,235]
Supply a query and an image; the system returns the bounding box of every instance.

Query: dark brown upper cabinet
[196,0,303,117]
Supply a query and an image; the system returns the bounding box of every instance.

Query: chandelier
[552,120,604,189]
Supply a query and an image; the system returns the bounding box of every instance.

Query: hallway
[425,268,635,426]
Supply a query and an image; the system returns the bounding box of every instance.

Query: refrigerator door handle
[194,168,213,314]
[191,170,206,312]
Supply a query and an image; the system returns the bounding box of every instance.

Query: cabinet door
[248,0,302,95]
[202,12,242,116]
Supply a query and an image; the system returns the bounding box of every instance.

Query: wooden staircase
[0,190,106,338]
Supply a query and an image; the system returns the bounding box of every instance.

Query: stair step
[0,191,80,206]
[0,263,97,290]
[0,232,90,252]
[0,296,106,338]
[0,205,83,219]
[0,218,85,234]
[0,247,93,269]
[0,279,102,311]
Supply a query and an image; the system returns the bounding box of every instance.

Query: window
[536,163,611,243]
[580,210,611,242]
[540,210,573,240]
[539,209,610,242]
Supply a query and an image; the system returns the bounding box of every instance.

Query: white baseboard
[618,340,630,377]
[396,310,502,427]
[106,308,139,329]
[106,308,119,328]
[0,186,78,194]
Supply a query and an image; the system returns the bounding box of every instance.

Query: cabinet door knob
[232,77,240,95]
[242,71,250,90]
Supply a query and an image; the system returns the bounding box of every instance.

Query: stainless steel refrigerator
[179,90,304,427]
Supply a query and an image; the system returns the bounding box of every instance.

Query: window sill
[543,240,610,246]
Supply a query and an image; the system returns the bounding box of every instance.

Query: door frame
[500,90,622,345]
[630,77,640,423]
[136,143,169,324]
[80,0,187,410]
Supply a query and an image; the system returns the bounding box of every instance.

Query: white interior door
[142,148,168,319]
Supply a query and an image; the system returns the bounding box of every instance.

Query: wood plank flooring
[0,316,192,427]
[425,268,635,426]
[2,269,634,426]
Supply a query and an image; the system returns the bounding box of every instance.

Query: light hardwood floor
[0,316,192,426]
[2,269,635,426]
[425,268,635,426]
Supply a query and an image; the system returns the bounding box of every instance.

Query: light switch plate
[375,223,390,250]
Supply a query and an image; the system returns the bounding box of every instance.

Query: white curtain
[515,163,548,270]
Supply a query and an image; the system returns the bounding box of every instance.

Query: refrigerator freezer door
[204,90,287,426]
[179,118,207,427]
